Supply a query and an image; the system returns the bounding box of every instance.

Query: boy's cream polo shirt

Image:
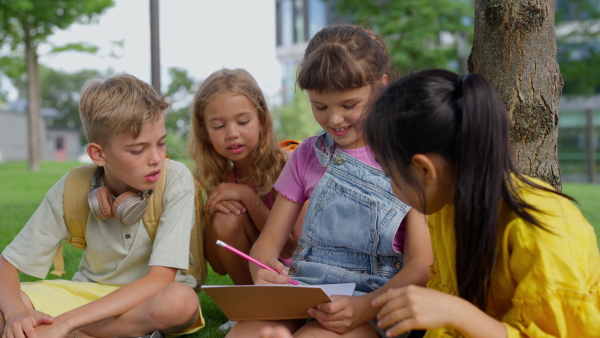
[2,160,196,288]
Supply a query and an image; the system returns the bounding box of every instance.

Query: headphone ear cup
[112,191,140,216]
[96,186,115,219]
[113,191,147,226]
[88,186,115,220]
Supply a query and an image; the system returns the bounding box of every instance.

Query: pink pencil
[216,240,300,285]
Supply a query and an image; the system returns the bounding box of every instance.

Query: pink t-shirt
[274,135,406,253]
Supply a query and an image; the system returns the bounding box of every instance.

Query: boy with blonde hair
[0,74,204,338]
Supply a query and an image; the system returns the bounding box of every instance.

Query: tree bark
[470,0,563,190]
[25,26,42,172]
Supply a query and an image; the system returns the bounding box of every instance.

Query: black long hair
[364,69,569,310]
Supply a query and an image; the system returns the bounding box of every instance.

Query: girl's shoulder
[504,176,595,247]
[288,135,319,159]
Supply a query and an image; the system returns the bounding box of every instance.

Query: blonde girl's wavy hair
[188,68,286,199]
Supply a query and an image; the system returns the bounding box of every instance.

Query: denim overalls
[289,132,410,293]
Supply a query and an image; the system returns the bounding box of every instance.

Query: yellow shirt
[425,178,600,338]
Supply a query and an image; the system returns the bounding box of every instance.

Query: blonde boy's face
[93,116,167,196]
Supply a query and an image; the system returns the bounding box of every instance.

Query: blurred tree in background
[556,0,600,96]
[163,67,198,160]
[272,90,322,142]
[329,0,474,74]
[0,0,114,171]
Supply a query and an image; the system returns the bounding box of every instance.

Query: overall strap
[313,130,336,167]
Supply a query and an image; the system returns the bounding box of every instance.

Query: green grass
[0,161,599,337]
[562,183,600,244]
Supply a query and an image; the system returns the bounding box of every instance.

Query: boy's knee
[153,283,199,329]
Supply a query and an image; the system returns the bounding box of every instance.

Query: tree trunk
[470,0,563,190]
[25,28,42,172]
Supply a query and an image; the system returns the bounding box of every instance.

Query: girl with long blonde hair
[188,68,300,285]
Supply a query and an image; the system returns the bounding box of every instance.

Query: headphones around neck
[87,166,152,226]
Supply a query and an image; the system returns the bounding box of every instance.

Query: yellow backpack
[51,157,208,290]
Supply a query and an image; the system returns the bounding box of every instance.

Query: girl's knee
[211,212,251,237]
[227,320,303,338]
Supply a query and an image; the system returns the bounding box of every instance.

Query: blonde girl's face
[307,85,374,149]
[203,91,262,167]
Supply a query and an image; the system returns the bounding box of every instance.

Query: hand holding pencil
[216,240,300,285]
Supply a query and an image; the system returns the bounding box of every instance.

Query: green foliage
[0,53,26,80]
[39,67,105,139]
[272,90,322,141]
[49,42,100,54]
[164,67,199,161]
[166,67,197,97]
[556,0,600,96]
[0,0,114,46]
[0,0,115,104]
[329,0,474,73]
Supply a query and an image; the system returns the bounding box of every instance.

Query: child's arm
[373,286,507,338]
[307,208,434,334]
[206,182,301,253]
[0,255,54,337]
[249,195,303,284]
[37,265,178,337]
[280,202,307,258]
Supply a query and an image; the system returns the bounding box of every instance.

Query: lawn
[0,161,599,338]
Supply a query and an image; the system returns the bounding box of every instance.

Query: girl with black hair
[366,69,600,338]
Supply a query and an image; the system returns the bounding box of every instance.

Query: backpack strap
[278,139,301,152]
[51,163,96,276]
[142,157,170,241]
[185,176,208,289]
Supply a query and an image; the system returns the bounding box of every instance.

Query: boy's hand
[252,259,292,285]
[308,295,370,334]
[32,321,70,338]
[3,309,53,338]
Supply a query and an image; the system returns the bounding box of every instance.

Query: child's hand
[308,295,371,334]
[373,285,459,336]
[209,200,246,215]
[33,321,70,338]
[252,259,292,285]
[3,309,54,338]
[206,183,254,210]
